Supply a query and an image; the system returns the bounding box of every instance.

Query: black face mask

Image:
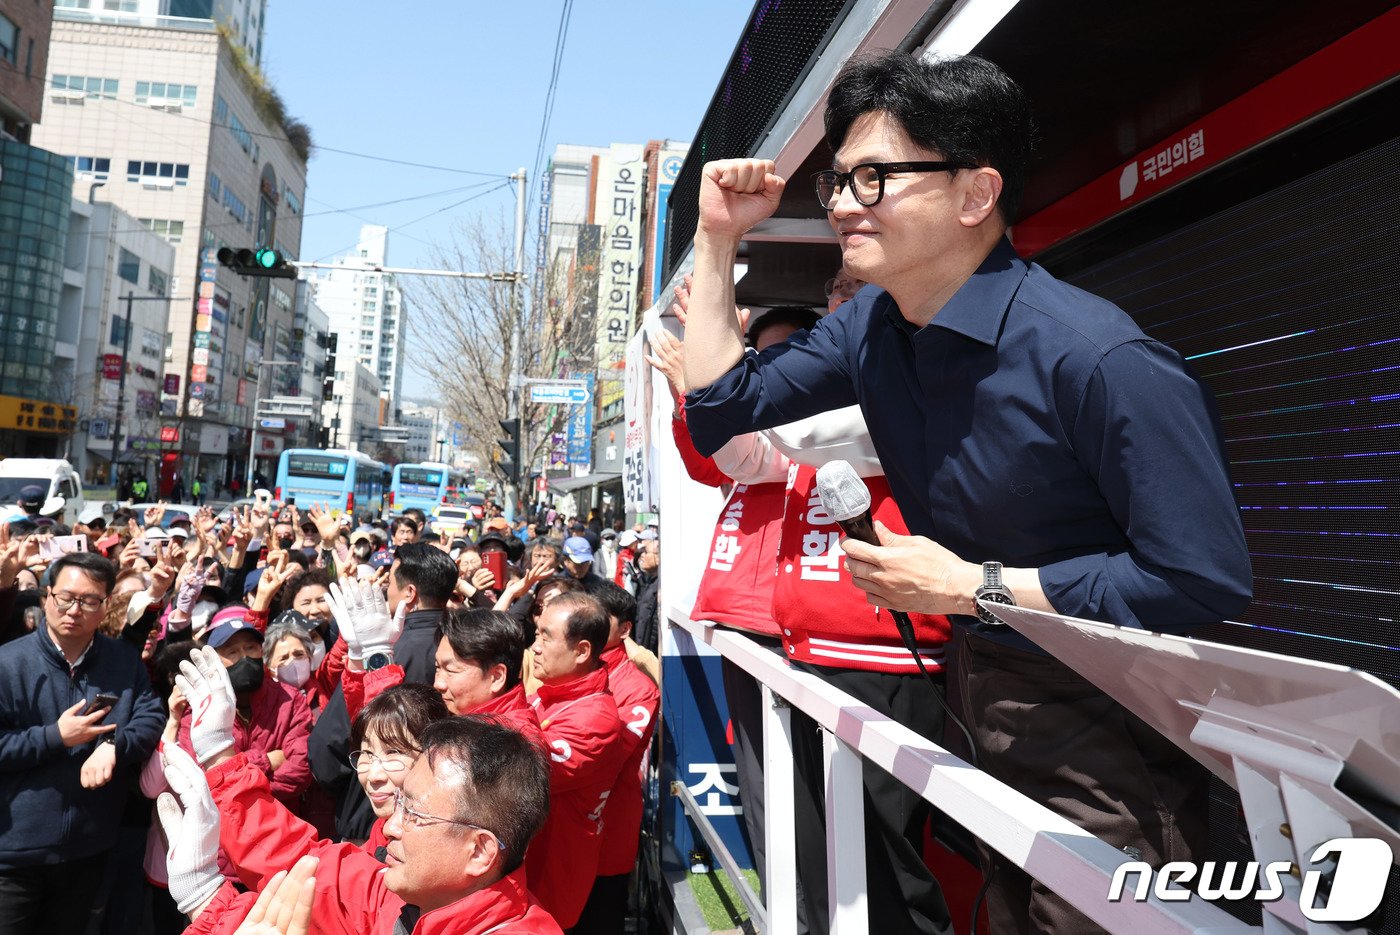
[226,655,265,695]
[277,536,297,550]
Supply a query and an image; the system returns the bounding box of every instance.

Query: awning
[547,472,621,494]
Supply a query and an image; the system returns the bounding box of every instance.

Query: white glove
[327,579,405,662]
[175,645,237,764]
[157,741,224,915]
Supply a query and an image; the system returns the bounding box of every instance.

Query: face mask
[276,657,311,688]
[226,655,265,695]
[309,639,328,672]
[278,536,297,550]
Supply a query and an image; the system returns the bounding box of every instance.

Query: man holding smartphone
[0,552,165,934]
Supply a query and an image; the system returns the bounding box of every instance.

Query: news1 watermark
[1108,837,1392,922]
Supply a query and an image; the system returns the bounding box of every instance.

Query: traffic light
[497,418,520,485]
[216,246,297,280]
[323,333,337,400]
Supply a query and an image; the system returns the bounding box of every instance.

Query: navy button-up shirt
[685,238,1253,647]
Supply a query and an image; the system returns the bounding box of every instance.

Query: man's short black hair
[549,591,610,662]
[390,516,419,536]
[824,52,1033,223]
[49,552,117,596]
[529,541,561,565]
[747,306,822,348]
[402,508,427,528]
[436,609,528,691]
[585,579,636,629]
[392,542,457,606]
[421,716,550,877]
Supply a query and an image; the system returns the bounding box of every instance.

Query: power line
[527,0,575,223]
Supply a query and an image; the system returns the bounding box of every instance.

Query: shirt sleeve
[684,313,858,457]
[115,674,166,768]
[264,690,313,801]
[1039,340,1254,629]
[671,407,731,488]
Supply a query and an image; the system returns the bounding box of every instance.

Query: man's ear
[619,619,634,642]
[488,662,509,693]
[573,638,594,667]
[958,166,1003,229]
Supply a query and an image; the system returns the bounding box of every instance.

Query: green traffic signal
[255,248,279,269]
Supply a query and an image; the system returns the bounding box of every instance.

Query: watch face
[366,652,391,670]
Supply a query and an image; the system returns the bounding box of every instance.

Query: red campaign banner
[1014,9,1400,256]
[160,426,179,443]
[236,379,248,406]
[102,354,122,380]
[163,373,181,395]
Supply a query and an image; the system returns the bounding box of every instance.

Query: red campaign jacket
[195,753,562,935]
[690,480,787,637]
[595,644,660,877]
[772,466,953,673]
[472,684,544,746]
[671,405,731,488]
[526,665,625,928]
[178,677,313,805]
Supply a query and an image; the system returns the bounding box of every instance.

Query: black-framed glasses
[392,790,504,850]
[51,592,107,612]
[812,161,979,210]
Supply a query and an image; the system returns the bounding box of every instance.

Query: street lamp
[246,359,299,492]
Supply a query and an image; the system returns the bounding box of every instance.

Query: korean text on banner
[595,144,647,413]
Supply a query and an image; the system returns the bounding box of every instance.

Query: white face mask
[276,657,312,688]
[308,639,328,672]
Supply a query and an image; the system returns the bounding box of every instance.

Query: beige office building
[31,6,308,493]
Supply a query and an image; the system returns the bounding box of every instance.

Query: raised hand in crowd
[233,856,319,935]
[143,502,167,529]
[166,558,211,626]
[456,565,497,603]
[146,542,184,603]
[252,551,299,613]
[326,577,404,667]
[175,645,237,764]
[0,532,40,590]
[646,328,688,408]
[493,554,555,611]
[307,502,340,546]
[156,741,226,919]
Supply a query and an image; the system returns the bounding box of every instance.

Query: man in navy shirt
[683,52,1252,934]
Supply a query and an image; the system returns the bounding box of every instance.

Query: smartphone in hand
[482,551,506,590]
[85,692,120,717]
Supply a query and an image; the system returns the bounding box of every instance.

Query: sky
[261,0,755,398]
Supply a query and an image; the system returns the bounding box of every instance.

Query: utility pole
[506,167,528,519]
[246,360,299,492]
[108,291,135,488]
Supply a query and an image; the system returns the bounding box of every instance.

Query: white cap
[618,530,638,547]
[40,495,66,517]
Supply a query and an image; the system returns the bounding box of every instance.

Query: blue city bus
[275,448,387,519]
[388,461,453,516]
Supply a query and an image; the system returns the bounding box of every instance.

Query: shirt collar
[43,623,95,672]
[533,663,610,708]
[881,236,1028,346]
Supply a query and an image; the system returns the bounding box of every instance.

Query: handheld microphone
[814,461,918,643]
[813,460,879,546]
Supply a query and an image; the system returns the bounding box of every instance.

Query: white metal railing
[669,609,1257,935]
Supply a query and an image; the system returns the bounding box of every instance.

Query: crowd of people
[0,492,662,935]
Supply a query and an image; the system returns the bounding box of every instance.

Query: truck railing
[668,606,1257,935]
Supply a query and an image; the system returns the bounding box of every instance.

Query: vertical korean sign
[652,147,687,300]
[190,248,218,418]
[566,373,594,467]
[594,144,646,413]
[623,328,655,512]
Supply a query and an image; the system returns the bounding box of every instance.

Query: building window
[147,266,168,296]
[0,14,16,64]
[208,172,221,200]
[51,74,119,100]
[285,190,302,215]
[117,248,140,284]
[66,156,111,181]
[103,0,139,10]
[126,161,190,187]
[110,315,128,346]
[140,218,185,244]
[135,81,197,107]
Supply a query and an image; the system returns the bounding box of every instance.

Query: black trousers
[569,873,628,935]
[789,662,954,935]
[957,631,1209,935]
[0,850,109,935]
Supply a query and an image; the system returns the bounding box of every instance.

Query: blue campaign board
[659,624,754,873]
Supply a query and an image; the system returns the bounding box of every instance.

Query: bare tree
[405,214,595,488]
